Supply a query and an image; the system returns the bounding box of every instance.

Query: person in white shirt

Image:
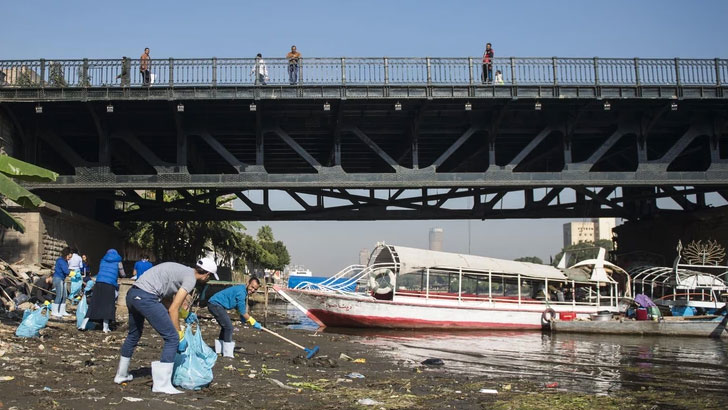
[494,70,504,85]
[251,53,268,85]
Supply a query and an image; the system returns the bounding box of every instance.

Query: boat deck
[550,317,728,338]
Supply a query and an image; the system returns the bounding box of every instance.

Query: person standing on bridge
[114,258,218,394]
[251,53,268,85]
[206,277,262,358]
[482,43,494,84]
[140,48,151,86]
[286,45,301,85]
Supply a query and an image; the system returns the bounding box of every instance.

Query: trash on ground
[479,388,498,394]
[352,358,366,363]
[289,381,324,391]
[421,358,445,366]
[339,353,353,361]
[123,397,144,402]
[0,376,14,381]
[346,372,365,379]
[545,382,559,388]
[357,398,383,405]
[267,378,298,390]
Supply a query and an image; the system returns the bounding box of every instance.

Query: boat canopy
[630,266,728,290]
[369,243,567,280]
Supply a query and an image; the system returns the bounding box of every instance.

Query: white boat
[629,240,728,315]
[275,243,629,329]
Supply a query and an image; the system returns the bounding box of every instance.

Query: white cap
[196,257,219,280]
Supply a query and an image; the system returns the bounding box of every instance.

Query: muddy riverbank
[0,305,726,410]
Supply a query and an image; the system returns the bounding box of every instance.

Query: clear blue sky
[3,1,727,274]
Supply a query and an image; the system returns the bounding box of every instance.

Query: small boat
[628,240,728,316]
[275,243,629,330]
[550,315,728,338]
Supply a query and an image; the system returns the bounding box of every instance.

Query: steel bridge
[0,56,726,222]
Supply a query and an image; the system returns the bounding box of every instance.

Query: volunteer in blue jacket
[51,247,73,318]
[114,257,218,394]
[83,249,124,333]
[207,277,261,357]
[132,255,153,279]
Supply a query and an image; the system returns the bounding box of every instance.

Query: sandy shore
[0,305,726,410]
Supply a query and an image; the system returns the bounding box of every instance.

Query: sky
[3,1,727,274]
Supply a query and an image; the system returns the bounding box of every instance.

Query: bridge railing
[0,57,725,88]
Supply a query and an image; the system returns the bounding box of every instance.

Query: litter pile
[0,258,52,312]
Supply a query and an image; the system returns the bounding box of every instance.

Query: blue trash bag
[172,321,218,390]
[68,274,83,304]
[15,304,51,338]
[75,295,96,330]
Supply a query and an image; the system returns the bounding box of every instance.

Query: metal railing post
[82,58,89,87]
[426,57,432,84]
[468,57,474,85]
[510,57,516,84]
[169,58,174,87]
[212,57,217,87]
[299,59,303,85]
[674,57,681,86]
[383,57,389,85]
[715,58,721,86]
[552,57,558,85]
[634,57,640,86]
[593,57,599,86]
[341,57,346,85]
[39,59,46,87]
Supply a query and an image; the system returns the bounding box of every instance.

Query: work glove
[185,312,198,324]
[177,330,188,352]
[247,316,262,330]
[68,271,76,278]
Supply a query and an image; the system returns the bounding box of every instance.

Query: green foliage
[15,69,36,87]
[514,256,543,264]
[0,154,58,233]
[48,62,67,87]
[552,239,614,267]
[116,193,290,273]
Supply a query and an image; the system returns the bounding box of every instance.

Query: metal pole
[674,57,681,86]
[488,270,492,302]
[212,57,217,87]
[82,58,89,87]
[510,57,516,85]
[426,57,432,84]
[458,268,462,302]
[715,58,721,86]
[341,57,346,85]
[425,267,430,300]
[634,58,640,86]
[39,59,46,88]
[552,57,558,85]
[468,57,473,85]
[593,57,599,86]
[517,274,522,306]
[384,57,389,85]
[169,58,174,87]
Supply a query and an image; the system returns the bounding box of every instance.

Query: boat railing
[292,263,394,294]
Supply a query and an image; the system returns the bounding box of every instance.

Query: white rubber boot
[214,339,222,355]
[103,320,111,333]
[151,361,182,394]
[51,303,62,318]
[222,341,235,358]
[79,317,89,330]
[60,303,71,317]
[113,356,134,384]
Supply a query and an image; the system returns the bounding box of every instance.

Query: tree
[552,240,614,267]
[0,154,58,233]
[514,256,543,264]
[256,225,274,243]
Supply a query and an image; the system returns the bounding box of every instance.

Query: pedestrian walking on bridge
[114,258,218,394]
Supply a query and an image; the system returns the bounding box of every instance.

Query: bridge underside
[2,91,727,221]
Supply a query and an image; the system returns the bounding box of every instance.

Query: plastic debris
[43,386,52,391]
[352,358,366,363]
[545,382,559,388]
[123,397,143,402]
[502,384,512,391]
[357,398,383,406]
[345,372,365,379]
[0,376,14,381]
[479,389,498,394]
[421,358,445,366]
[267,378,297,390]
[339,353,353,361]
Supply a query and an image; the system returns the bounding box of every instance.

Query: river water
[263,302,728,395]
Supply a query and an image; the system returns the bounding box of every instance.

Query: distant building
[563,218,617,247]
[359,248,369,265]
[429,228,443,251]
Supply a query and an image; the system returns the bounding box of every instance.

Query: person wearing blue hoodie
[206,277,262,357]
[51,247,73,318]
[83,249,125,333]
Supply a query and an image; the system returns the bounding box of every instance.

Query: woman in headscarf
[83,249,124,332]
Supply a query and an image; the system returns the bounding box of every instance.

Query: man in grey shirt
[114,258,218,394]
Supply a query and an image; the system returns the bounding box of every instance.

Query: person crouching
[207,277,262,357]
[113,257,218,394]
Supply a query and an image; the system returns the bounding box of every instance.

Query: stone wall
[0,109,16,156]
[0,202,125,270]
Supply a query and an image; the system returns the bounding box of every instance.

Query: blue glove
[185,312,198,324]
[253,321,262,330]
